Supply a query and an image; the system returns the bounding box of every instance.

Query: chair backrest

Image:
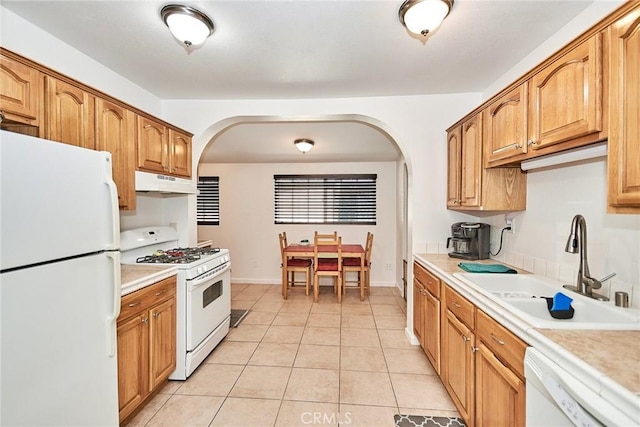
[313,234,342,270]
[365,232,374,264]
[278,232,287,264]
[314,231,338,243]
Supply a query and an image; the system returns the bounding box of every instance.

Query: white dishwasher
[525,347,637,426]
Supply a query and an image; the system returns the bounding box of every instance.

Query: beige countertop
[121,264,178,296]
[414,253,640,405]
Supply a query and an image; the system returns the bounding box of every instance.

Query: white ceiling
[2,0,595,163]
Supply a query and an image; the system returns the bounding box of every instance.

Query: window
[197,176,220,225]
[274,174,376,225]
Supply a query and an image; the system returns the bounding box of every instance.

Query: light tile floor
[127,283,460,427]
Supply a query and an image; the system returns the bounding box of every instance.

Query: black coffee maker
[447,222,490,260]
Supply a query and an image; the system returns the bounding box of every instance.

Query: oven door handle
[188,262,231,290]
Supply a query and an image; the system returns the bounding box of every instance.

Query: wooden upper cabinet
[44,76,95,149]
[0,54,41,126]
[484,83,528,165]
[608,4,640,213]
[460,112,483,208]
[528,33,604,150]
[447,111,527,212]
[137,116,169,174]
[447,125,462,208]
[96,98,136,211]
[169,128,192,178]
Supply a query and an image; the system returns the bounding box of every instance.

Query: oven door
[185,262,231,351]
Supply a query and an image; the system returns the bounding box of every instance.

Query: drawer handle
[452,301,461,308]
[490,333,505,345]
[128,302,140,308]
[492,142,522,154]
[155,290,166,296]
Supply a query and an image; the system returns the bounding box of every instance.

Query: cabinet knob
[128,302,140,308]
[527,139,537,146]
[152,312,160,318]
[142,317,149,324]
[0,111,5,123]
[462,335,470,342]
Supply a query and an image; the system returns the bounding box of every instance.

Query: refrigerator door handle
[103,154,121,250]
[106,251,122,357]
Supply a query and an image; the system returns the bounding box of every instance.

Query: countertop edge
[121,266,178,296]
[413,253,640,420]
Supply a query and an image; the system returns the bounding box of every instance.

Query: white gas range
[121,227,231,380]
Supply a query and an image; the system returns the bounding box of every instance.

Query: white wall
[198,162,398,286]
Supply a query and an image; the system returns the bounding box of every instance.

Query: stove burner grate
[135,246,222,264]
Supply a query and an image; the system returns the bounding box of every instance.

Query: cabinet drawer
[414,262,441,298]
[120,277,176,321]
[445,286,475,329]
[477,310,528,379]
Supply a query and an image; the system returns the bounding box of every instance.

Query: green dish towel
[458,262,517,274]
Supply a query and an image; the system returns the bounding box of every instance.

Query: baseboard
[230,278,400,288]
[405,326,420,346]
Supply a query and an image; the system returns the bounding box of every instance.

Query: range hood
[520,141,607,171]
[134,171,198,194]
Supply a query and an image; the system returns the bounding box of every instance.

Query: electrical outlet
[505,217,515,234]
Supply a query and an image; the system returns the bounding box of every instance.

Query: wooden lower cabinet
[117,277,176,423]
[414,262,442,374]
[475,343,525,427]
[414,263,527,427]
[442,307,475,424]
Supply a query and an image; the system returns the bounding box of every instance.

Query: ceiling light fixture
[294,139,314,153]
[399,0,454,36]
[161,4,214,52]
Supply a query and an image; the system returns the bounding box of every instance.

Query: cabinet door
[137,116,169,174]
[44,76,95,149]
[485,84,528,164]
[475,343,525,427]
[460,112,483,207]
[169,129,192,177]
[117,313,149,422]
[442,310,475,424]
[96,98,136,210]
[149,297,177,390]
[423,289,441,375]
[446,126,462,208]
[413,280,425,346]
[608,6,640,211]
[0,54,40,125]
[529,34,603,150]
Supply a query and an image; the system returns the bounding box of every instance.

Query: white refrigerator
[0,130,121,426]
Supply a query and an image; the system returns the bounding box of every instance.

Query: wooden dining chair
[342,232,373,300]
[314,231,338,243]
[313,234,343,303]
[279,232,312,297]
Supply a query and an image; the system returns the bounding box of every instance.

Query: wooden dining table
[282,243,365,300]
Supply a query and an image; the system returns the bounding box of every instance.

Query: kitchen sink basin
[453,273,640,330]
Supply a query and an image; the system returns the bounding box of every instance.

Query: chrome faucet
[563,214,614,301]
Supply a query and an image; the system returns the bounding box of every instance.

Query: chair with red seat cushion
[342,232,373,300]
[313,234,343,303]
[279,232,312,298]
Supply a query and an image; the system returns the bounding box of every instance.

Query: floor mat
[230,309,249,328]
[394,415,466,427]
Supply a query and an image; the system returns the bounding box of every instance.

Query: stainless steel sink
[453,273,640,330]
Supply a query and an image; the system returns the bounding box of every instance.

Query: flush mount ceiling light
[294,138,315,153]
[161,4,214,52]
[399,0,454,36]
